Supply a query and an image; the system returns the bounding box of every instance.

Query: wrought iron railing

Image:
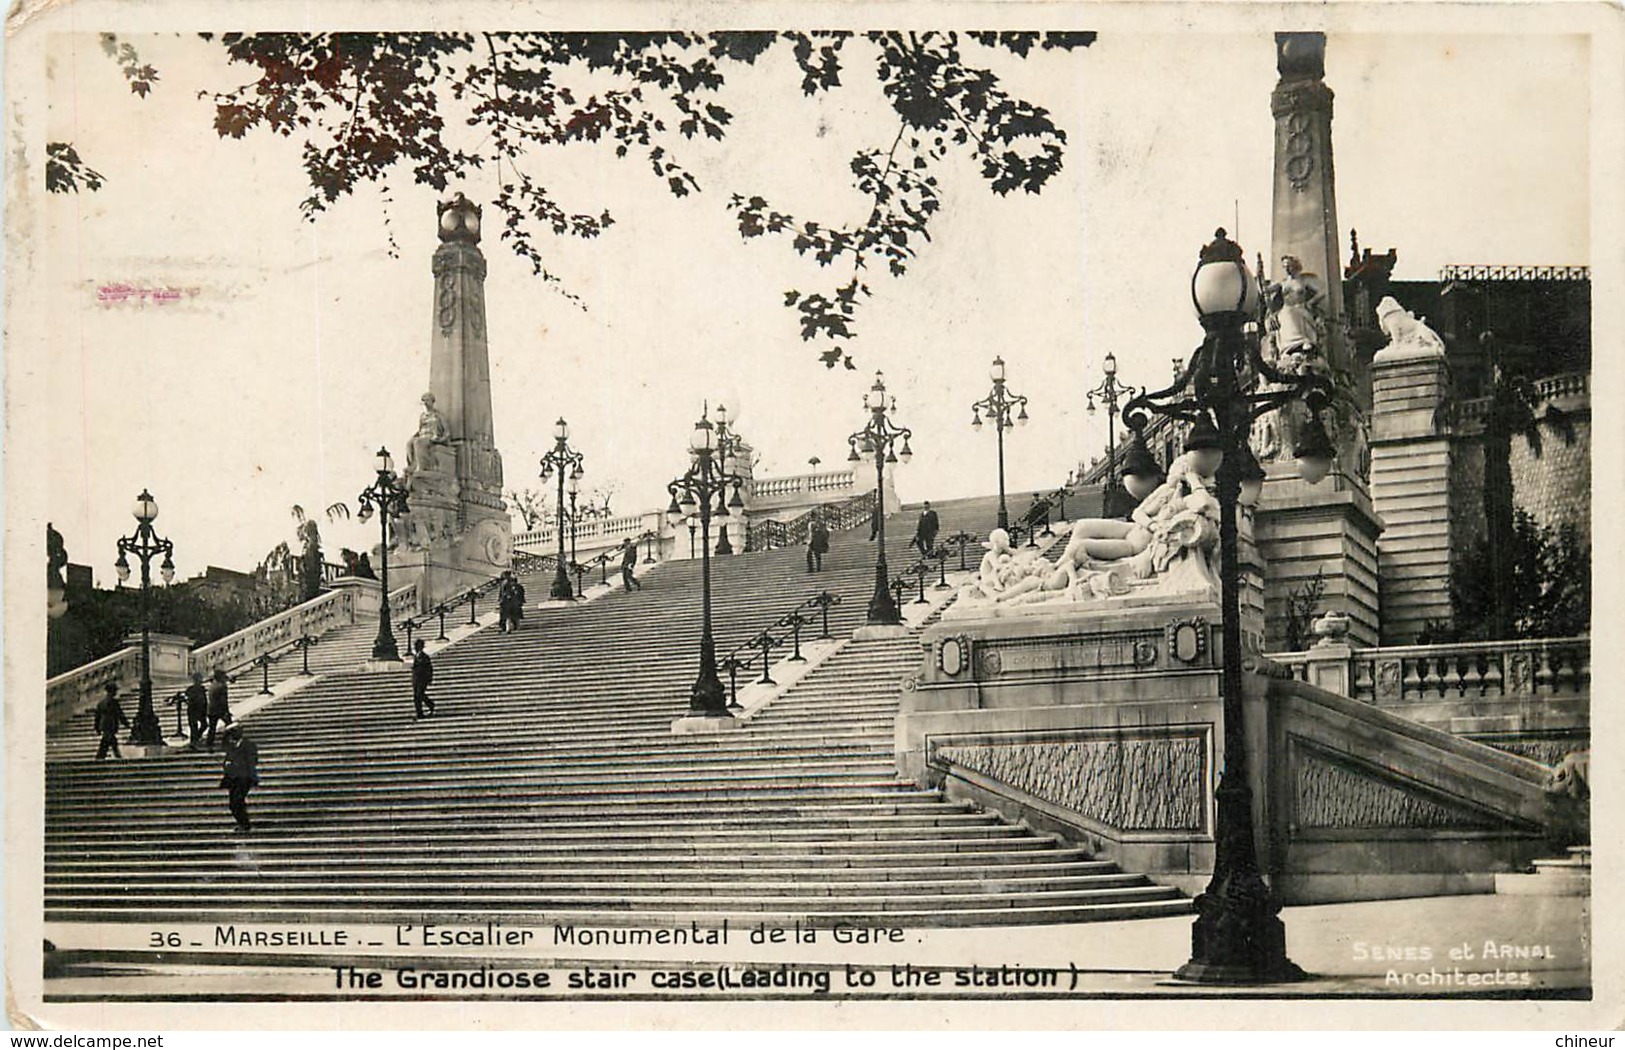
[747,489,878,552]
[1438,264,1589,283]
[715,591,842,709]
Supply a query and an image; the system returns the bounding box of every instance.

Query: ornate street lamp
[356,448,411,662]
[971,355,1029,531]
[114,489,175,746]
[685,514,698,559]
[1086,352,1141,518]
[848,371,914,626]
[667,408,748,717]
[1122,229,1334,985]
[713,402,744,556]
[539,417,585,601]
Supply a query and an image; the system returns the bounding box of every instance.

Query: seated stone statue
[406,392,452,475]
[953,453,1223,614]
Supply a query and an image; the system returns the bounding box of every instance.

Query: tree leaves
[78,31,1091,366]
[45,143,104,194]
[100,34,160,97]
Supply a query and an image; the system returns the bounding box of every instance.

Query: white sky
[42,29,1590,580]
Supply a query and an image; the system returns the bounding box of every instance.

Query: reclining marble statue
[951,451,1223,616]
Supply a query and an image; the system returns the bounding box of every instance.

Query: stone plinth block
[671,715,742,734]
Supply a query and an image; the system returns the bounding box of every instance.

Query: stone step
[45,898,1194,928]
[46,883,1184,914]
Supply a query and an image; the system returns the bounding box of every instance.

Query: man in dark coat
[219,724,259,832]
[412,639,436,719]
[807,514,831,572]
[912,501,940,557]
[94,682,129,760]
[498,571,525,633]
[184,671,209,750]
[206,668,233,750]
[620,538,643,592]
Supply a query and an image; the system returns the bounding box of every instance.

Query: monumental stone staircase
[43,501,1189,933]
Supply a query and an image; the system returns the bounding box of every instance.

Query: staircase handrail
[747,489,878,552]
[715,590,842,707]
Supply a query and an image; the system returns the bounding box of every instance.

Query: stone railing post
[1299,611,1355,696]
[326,577,382,623]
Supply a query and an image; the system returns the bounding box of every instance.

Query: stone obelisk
[1252,33,1381,649]
[392,194,512,608]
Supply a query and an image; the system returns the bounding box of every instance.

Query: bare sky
[42,27,1591,580]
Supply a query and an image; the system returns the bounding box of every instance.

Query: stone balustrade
[191,586,359,677]
[513,510,664,556]
[750,470,857,501]
[1454,371,1588,428]
[46,646,142,727]
[1268,635,1589,705]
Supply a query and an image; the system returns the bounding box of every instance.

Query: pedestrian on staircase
[807,513,830,573]
[912,501,940,558]
[498,571,525,633]
[219,723,259,833]
[184,670,209,750]
[412,639,436,719]
[94,681,129,760]
[620,537,643,592]
[206,668,233,751]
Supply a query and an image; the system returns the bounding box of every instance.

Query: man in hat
[619,537,643,592]
[94,682,129,760]
[219,724,259,832]
[184,670,210,750]
[412,639,436,719]
[206,668,233,750]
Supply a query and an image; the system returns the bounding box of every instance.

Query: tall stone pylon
[391,194,512,608]
[1269,33,1347,373]
[1252,32,1382,649]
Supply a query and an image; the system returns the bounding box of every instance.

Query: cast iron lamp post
[539,417,585,601]
[1086,352,1140,518]
[1121,229,1335,984]
[713,402,744,556]
[685,515,698,559]
[667,409,748,717]
[113,489,175,745]
[566,473,582,597]
[848,371,913,626]
[971,355,1029,531]
[356,448,411,663]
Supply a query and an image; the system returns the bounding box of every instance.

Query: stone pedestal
[120,632,194,694]
[905,600,1232,895]
[1253,466,1381,650]
[1369,345,1452,644]
[671,715,742,734]
[325,576,381,621]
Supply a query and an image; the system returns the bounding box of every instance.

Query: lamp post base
[1173,873,1307,985]
[867,561,901,626]
[550,563,574,601]
[371,629,401,663]
[689,673,730,719]
[128,711,164,748]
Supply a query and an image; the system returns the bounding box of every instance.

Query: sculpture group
[952,450,1223,616]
